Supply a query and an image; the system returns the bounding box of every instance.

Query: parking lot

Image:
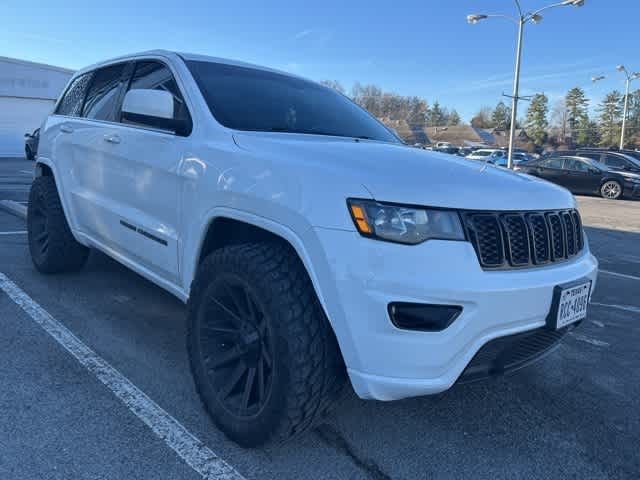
[1,156,639,480]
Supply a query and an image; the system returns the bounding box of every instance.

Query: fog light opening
[388,303,463,332]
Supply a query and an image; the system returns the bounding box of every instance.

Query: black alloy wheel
[197,275,274,418]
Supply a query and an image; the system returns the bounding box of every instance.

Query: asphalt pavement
[1,156,639,479]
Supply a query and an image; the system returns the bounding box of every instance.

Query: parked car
[465,148,505,162]
[516,155,640,199]
[24,128,40,160]
[547,149,640,174]
[29,50,598,447]
[491,152,531,167]
[434,145,459,155]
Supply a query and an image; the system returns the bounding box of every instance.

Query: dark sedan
[24,128,40,161]
[516,155,640,200]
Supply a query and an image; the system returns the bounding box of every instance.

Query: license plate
[553,281,591,329]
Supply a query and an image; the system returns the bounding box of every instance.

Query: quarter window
[82,63,128,121]
[55,73,93,117]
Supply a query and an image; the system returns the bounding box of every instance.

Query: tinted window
[578,152,603,162]
[542,158,564,169]
[56,73,92,117]
[603,155,627,168]
[123,61,190,129]
[82,63,128,121]
[565,159,590,172]
[186,60,398,143]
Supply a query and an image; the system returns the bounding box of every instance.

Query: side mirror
[122,89,190,136]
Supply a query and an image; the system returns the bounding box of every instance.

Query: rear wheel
[27,176,89,273]
[187,242,345,447]
[600,180,622,200]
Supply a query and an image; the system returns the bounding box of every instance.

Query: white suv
[28,50,598,447]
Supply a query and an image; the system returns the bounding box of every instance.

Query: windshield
[186,60,399,143]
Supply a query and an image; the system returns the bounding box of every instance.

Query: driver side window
[542,158,564,169]
[565,159,590,172]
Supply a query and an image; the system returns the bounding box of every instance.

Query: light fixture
[531,13,543,23]
[467,14,488,24]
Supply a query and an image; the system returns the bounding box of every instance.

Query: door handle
[104,134,121,144]
[60,125,73,133]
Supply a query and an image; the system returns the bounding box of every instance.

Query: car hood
[233,133,575,211]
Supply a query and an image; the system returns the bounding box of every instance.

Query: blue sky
[2,0,637,121]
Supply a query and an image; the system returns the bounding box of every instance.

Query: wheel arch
[186,208,356,379]
[188,209,330,311]
[33,158,84,242]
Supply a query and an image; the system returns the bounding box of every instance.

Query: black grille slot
[571,210,584,251]
[527,213,550,264]
[463,209,584,270]
[468,214,504,267]
[502,214,530,266]
[547,213,565,260]
[562,212,576,256]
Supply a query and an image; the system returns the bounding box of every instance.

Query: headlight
[347,199,466,244]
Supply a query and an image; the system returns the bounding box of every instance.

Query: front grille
[457,325,574,384]
[462,209,584,270]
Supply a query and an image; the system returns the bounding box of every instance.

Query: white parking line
[599,269,640,282]
[0,231,27,235]
[0,273,245,480]
[591,302,640,315]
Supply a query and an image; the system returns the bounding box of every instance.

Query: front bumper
[313,227,598,401]
[624,180,640,198]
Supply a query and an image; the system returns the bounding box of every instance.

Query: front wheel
[187,243,345,447]
[600,180,622,200]
[27,176,89,273]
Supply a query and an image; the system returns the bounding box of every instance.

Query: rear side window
[55,73,92,117]
[82,63,128,121]
[603,155,626,168]
[122,61,191,128]
[578,152,603,162]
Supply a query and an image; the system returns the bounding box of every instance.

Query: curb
[0,200,27,220]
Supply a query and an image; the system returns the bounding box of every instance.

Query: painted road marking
[0,231,27,235]
[591,302,640,315]
[599,270,640,282]
[0,273,245,480]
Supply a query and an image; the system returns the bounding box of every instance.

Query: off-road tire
[187,242,345,447]
[27,176,89,273]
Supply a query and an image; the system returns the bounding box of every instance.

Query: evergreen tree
[428,101,445,126]
[447,109,461,126]
[491,101,510,130]
[565,87,590,146]
[525,94,549,147]
[598,91,624,147]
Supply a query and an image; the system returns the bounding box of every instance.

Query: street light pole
[621,76,631,150]
[595,67,640,149]
[467,0,585,169]
[507,18,525,170]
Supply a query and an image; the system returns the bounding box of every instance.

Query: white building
[0,56,74,157]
